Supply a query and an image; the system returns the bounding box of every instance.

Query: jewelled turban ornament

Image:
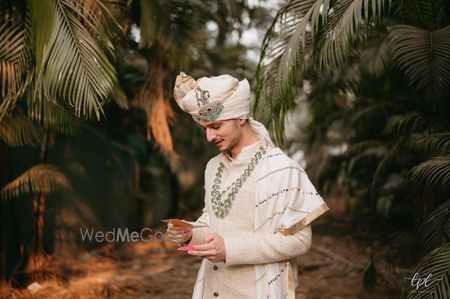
[195,86,224,121]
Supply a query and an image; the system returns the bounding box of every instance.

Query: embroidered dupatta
[254,147,328,298]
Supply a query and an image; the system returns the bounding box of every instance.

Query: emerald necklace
[211,145,266,219]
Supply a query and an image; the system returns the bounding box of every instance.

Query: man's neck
[229,127,259,159]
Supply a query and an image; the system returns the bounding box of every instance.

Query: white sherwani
[189,140,328,299]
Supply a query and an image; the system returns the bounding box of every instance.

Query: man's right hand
[166,224,193,243]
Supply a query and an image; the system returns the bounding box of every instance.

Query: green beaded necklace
[211,145,266,219]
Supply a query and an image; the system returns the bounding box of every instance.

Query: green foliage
[0,108,40,146]
[0,4,33,119]
[410,156,450,191]
[256,0,450,288]
[388,24,450,99]
[401,243,450,299]
[254,0,390,143]
[0,164,71,200]
[418,200,450,254]
[1,0,119,123]
[30,0,117,119]
[406,133,450,156]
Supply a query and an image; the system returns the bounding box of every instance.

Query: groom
[167,72,328,299]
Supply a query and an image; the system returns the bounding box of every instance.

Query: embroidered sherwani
[189,140,328,299]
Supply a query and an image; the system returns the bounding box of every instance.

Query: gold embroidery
[286,206,309,214]
[277,203,329,236]
[255,187,320,207]
[267,261,289,285]
[266,152,283,159]
[253,211,284,232]
[257,166,305,182]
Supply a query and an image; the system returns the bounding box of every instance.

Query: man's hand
[188,233,226,263]
[166,224,192,243]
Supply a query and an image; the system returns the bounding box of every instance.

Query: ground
[0,196,413,299]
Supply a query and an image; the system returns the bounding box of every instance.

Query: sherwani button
[213,291,219,297]
[213,265,218,271]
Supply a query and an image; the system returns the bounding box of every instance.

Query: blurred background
[0,0,449,298]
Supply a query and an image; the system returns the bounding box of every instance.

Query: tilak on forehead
[173,72,251,122]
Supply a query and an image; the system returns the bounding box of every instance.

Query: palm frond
[0,6,33,119]
[406,133,450,156]
[138,0,207,68]
[27,96,80,135]
[418,200,450,254]
[254,0,318,143]
[371,137,407,191]
[318,0,388,69]
[0,164,71,200]
[383,112,434,136]
[112,85,129,110]
[0,108,40,146]
[398,0,446,30]
[410,156,450,191]
[255,0,389,144]
[347,143,387,174]
[346,140,385,156]
[388,24,450,99]
[348,100,396,128]
[401,243,450,299]
[30,0,117,120]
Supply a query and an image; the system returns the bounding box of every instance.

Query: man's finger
[204,234,215,243]
[192,243,214,251]
[170,226,185,231]
[187,250,214,257]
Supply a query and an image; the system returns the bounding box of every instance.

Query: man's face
[197,119,243,153]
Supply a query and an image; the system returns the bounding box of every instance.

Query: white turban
[174,72,250,121]
[173,72,274,146]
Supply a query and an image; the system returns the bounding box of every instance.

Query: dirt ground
[0,196,412,299]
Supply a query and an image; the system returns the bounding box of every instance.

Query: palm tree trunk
[22,129,50,282]
[0,140,11,281]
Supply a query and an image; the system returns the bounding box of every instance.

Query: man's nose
[206,129,215,142]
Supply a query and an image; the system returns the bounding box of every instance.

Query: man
[167,72,328,299]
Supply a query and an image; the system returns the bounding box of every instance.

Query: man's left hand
[187,233,226,263]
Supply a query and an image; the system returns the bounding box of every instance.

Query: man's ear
[238,118,247,126]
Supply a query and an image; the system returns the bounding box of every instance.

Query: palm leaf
[255,0,388,144]
[383,112,434,136]
[371,137,406,191]
[27,96,80,135]
[0,164,71,200]
[348,100,396,128]
[346,140,385,156]
[30,0,117,120]
[0,6,33,119]
[406,133,450,156]
[138,0,207,68]
[401,243,450,299]
[254,0,318,143]
[0,108,41,146]
[347,143,387,174]
[418,200,450,254]
[318,0,388,69]
[410,156,450,191]
[398,0,446,31]
[388,24,450,99]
